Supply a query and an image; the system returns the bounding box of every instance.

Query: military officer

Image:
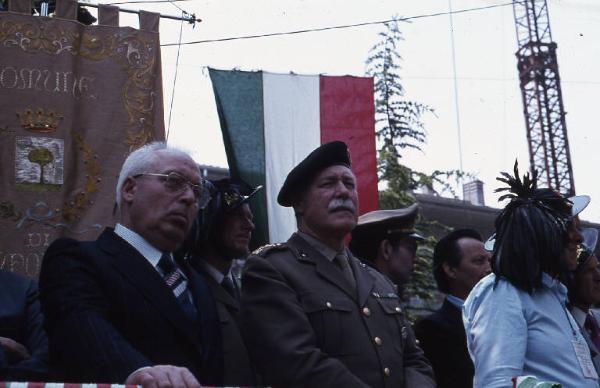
[349,204,424,293]
[183,178,261,386]
[240,141,435,388]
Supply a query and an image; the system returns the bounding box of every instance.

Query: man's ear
[121,177,137,205]
[380,240,393,261]
[293,200,304,217]
[442,262,457,279]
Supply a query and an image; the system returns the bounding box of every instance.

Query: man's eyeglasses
[134,172,211,208]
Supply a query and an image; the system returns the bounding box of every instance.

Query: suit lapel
[289,234,357,301]
[440,298,466,337]
[98,230,203,352]
[181,259,223,376]
[347,251,375,307]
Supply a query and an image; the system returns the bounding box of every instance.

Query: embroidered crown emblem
[17,108,63,133]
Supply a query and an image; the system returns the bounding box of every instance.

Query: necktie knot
[221,275,238,300]
[158,253,176,273]
[334,253,356,289]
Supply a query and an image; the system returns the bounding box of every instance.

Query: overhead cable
[160,1,516,47]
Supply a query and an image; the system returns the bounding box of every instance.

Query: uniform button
[326,302,332,309]
[383,367,390,376]
[374,336,382,346]
[362,307,371,316]
[395,306,401,313]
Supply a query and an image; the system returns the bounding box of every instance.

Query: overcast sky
[108,0,600,222]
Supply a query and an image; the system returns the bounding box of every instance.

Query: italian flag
[209,69,378,247]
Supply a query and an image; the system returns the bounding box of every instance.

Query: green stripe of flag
[209,69,269,248]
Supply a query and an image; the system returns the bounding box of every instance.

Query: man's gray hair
[115,142,197,209]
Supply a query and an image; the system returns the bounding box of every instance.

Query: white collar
[114,223,163,269]
[199,260,231,284]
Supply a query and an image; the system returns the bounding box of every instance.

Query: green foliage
[366,17,466,318]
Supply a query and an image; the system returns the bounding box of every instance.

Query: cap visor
[569,195,590,217]
[410,232,425,241]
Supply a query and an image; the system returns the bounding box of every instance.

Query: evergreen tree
[366,18,465,317]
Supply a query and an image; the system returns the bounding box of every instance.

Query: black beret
[351,203,424,241]
[277,141,352,207]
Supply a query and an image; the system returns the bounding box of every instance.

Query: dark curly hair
[492,161,573,293]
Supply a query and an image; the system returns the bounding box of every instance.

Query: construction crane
[512,0,575,196]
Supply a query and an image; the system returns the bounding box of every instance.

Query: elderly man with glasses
[39,142,222,387]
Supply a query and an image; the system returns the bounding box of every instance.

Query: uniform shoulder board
[252,243,289,257]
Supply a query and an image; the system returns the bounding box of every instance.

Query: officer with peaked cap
[180,178,262,386]
[350,204,424,292]
[240,141,434,388]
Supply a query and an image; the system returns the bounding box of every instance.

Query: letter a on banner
[0,0,165,278]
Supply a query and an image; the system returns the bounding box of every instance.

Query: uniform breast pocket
[300,293,358,355]
[376,298,408,352]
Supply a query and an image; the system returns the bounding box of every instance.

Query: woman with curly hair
[463,162,597,388]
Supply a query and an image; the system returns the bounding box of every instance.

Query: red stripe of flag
[319,75,378,215]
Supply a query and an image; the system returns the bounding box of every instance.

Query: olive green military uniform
[240,233,435,387]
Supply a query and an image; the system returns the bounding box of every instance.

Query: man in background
[185,178,260,386]
[568,228,600,375]
[349,204,424,294]
[414,228,491,388]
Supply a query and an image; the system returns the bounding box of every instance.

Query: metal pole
[79,2,201,24]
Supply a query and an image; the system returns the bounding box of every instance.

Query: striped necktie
[158,253,197,321]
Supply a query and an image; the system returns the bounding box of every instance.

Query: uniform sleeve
[240,254,368,388]
[39,238,151,383]
[463,281,527,388]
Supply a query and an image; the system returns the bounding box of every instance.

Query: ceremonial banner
[0,0,165,278]
[209,69,378,246]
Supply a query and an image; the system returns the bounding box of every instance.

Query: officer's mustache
[328,198,357,214]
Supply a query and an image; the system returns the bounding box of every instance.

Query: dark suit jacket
[414,298,473,388]
[241,233,435,388]
[39,228,223,384]
[0,270,48,380]
[192,262,258,386]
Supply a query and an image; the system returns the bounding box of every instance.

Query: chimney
[463,180,485,206]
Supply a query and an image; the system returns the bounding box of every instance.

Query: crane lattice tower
[513,0,575,195]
